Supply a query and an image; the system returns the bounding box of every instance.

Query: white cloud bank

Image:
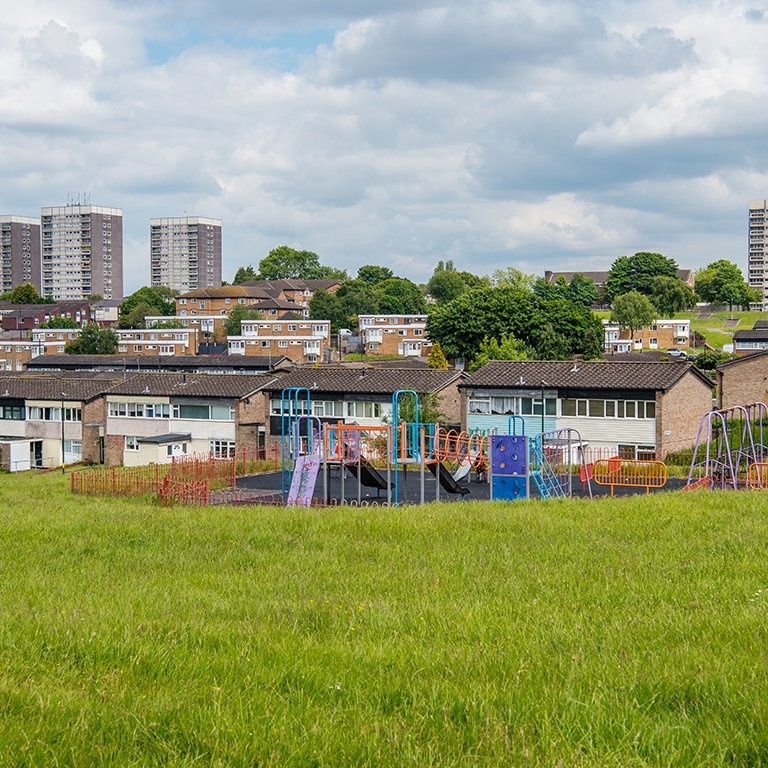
[0,0,766,291]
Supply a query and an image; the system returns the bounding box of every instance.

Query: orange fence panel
[592,458,667,496]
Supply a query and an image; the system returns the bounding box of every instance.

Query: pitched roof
[25,354,291,372]
[461,360,711,392]
[0,372,122,401]
[177,286,274,300]
[264,367,466,395]
[716,350,768,369]
[733,329,768,341]
[103,373,275,398]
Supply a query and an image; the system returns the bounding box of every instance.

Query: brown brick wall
[656,371,714,458]
[717,355,768,410]
[81,398,106,464]
[235,396,269,449]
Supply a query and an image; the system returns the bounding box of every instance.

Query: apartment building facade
[228,318,330,363]
[359,314,431,357]
[114,327,199,356]
[0,216,41,294]
[749,200,768,309]
[150,217,222,292]
[41,204,123,301]
[603,319,691,352]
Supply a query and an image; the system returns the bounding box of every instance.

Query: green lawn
[1,472,768,765]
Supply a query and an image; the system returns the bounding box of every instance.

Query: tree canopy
[38,316,79,329]
[426,286,604,362]
[694,260,760,306]
[605,252,679,299]
[120,287,176,328]
[9,284,42,304]
[427,341,449,369]
[610,291,657,348]
[257,246,346,281]
[649,276,695,317]
[357,265,394,285]
[64,324,117,355]
[232,265,258,284]
[223,305,260,336]
[468,334,530,372]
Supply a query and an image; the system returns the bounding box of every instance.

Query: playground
[68,386,768,507]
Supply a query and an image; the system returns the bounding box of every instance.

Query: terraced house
[461,360,713,460]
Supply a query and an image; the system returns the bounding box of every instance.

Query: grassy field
[2,472,768,766]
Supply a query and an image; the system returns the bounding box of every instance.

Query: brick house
[716,351,768,408]
[0,301,93,331]
[359,314,431,357]
[114,327,199,356]
[732,328,768,356]
[228,319,330,364]
[603,319,691,353]
[0,371,121,469]
[261,367,467,445]
[460,360,713,459]
[81,373,277,466]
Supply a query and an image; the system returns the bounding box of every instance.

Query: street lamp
[61,392,66,474]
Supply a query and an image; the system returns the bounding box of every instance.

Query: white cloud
[0,0,765,293]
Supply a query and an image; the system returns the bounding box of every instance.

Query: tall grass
[1,472,768,765]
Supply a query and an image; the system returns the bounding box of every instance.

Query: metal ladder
[530,440,565,499]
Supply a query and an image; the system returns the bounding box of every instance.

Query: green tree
[428,261,477,304]
[610,290,657,350]
[456,271,490,290]
[427,268,467,304]
[426,286,536,359]
[566,274,598,307]
[357,265,393,285]
[38,316,79,329]
[65,324,117,355]
[257,246,346,281]
[120,287,176,327]
[427,341,449,369]
[10,283,41,304]
[223,305,260,336]
[335,280,379,327]
[395,392,445,425]
[650,276,694,316]
[491,267,536,290]
[605,252,679,299]
[468,334,530,372]
[87,294,103,301]
[694,260,760,306]
[233,265,258,284]
[308,289,345,333]
[375,278,427,315]
[694,350,731,370]
[122,302,156,330]
[531,323,572,360]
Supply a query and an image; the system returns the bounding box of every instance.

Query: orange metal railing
[592,457,667,495]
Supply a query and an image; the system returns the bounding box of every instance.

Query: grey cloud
[19,21,96,76]
[744,8,766,22]
[318,9,697,85]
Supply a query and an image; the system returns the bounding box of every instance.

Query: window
[468,397,491,414]
[125,436,139,451]
[491,397,517,415]
[278,341,288,348]
[261,340,270,347]
[172,404,235,421]
[288,324,297,331]
[210,439,236,457]
[64,440,82,457]
[0,405,24,420]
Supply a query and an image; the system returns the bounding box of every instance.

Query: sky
[1,0,767,294]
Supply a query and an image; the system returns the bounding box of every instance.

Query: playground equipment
[489,422,591,501]
[687,402,768,490]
